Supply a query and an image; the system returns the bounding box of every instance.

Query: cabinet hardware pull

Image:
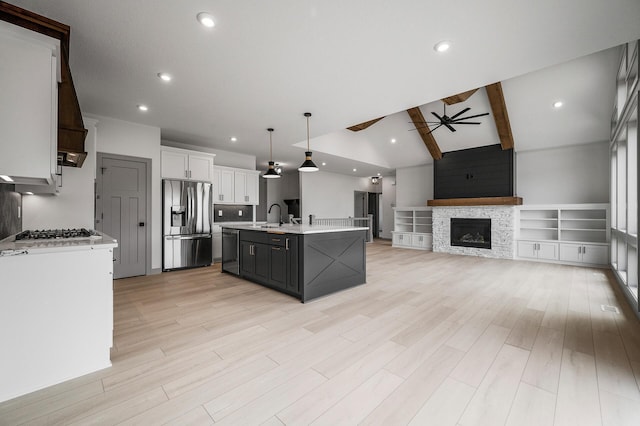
[285,238,290,250]
[272,238,280,242]
[272,247,281,251]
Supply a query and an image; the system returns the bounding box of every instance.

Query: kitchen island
[0,232,117,403]
[223,224,367,302]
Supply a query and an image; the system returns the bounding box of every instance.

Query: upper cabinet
[213,166,260,205]
[0,21,59,185]
[161,148,215,182]
[234,169,259,204]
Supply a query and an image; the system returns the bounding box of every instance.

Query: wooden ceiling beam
[406,107,442,160]
[441,88,479,105]
[346,116,385,132]
[485,82,514,150]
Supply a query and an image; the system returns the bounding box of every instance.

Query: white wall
[93,115,162,271]
[300,171,370,219]
[161,140,256,170]
[395,164,434,207]
[380,176,396,239]
[22,118,98,230]
[516,142,609,204]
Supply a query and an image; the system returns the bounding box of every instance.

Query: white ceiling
[8,0,640,177]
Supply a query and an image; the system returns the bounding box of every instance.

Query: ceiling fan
[411,103,490,134]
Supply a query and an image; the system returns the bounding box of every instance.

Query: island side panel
[301,230,367,302]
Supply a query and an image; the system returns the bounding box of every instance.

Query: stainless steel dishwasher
[221,228,239,275]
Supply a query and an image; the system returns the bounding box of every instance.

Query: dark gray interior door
[97,155,147,279]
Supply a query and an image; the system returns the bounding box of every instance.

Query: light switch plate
[238,210,243,216]
[218,210,223,216]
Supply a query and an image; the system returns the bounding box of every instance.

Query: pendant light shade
[298,112,319,172]
[263,128,281,179]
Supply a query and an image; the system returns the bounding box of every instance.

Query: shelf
[521,227,558,231]
[562,228,606,232]
[428,196,523,206]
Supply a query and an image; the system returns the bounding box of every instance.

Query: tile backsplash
[0,185,21,240]
[213,204,253,222]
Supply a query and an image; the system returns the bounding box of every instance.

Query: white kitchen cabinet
[411,233,432,249]
[518,241,559,260]
[213,166,235,203]
[0,22,59,185]
[234,169,260,204]
[161,148,214,182]
[213,166,260,205]
[559,243,608,266]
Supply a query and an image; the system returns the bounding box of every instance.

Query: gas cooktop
[15,228,98,241]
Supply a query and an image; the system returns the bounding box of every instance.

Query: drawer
[239,230,269,243]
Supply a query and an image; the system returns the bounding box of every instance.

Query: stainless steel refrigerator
[162,179,212,271]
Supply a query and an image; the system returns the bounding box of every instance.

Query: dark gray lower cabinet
[240,231,300,296]
[240,240,269,282]
[237,229,366,302]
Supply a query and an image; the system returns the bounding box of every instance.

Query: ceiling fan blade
[453,112,490,121]
[454,121,482,125]
[431,112,443,122]
[409,123,442,133]
[408,121,443,124]
[444,123,456,132]
[426,124,443,134]
[449,107,470,120]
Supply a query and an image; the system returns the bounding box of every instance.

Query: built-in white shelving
[392,207,432,250]
[517,204,610,266]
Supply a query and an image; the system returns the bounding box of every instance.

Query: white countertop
[221,223,369,234]
[0,232,118,256]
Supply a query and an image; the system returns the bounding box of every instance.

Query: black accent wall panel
[434,144,514,199]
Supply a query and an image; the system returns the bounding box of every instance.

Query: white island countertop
[0,232,117,256]
[222,223,368,234]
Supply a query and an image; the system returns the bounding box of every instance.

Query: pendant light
[263,128,281,179]
[298,112,319,172]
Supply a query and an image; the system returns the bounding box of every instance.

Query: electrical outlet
[218,210,223,217]
[238,210,243,216]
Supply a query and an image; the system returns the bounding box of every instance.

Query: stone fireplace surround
[432,206,516,259]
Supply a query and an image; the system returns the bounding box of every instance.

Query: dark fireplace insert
[450,218,491,249]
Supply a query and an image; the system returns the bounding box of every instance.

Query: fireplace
[450,218,491,249]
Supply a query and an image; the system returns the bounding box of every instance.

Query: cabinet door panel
[270,246,287,289]
[246,173,259,204]
[537,242,559,260]
[234,171,247,203]
[188,154,213,182]
[559,244,582,263]
[240,241,255,276]
[582,245,608,265]
[517,241,537,259]
[213,168,234,204]
[286,236,299,294]
[161,151,188,179]
[254,243,270,281]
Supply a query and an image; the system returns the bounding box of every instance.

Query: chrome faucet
[268,203,283,225]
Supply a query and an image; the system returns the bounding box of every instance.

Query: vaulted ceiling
[6,0,640,177]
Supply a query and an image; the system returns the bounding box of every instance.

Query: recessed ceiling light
[390,138,396,144]
[137,104,148,112]
[353,168,357,172]
[24,191,33,195]
[434,40,451,53]
[322,162,326,166]
[157,72,172,82]
[230,137,237,142]
[197,12,215,28]
[553,101,563,108]
[377,173,381,176]
[0,175,14,182]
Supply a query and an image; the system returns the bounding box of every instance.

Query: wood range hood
[0,1,88,167]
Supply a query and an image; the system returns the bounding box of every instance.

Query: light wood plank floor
[2,240,640,425]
